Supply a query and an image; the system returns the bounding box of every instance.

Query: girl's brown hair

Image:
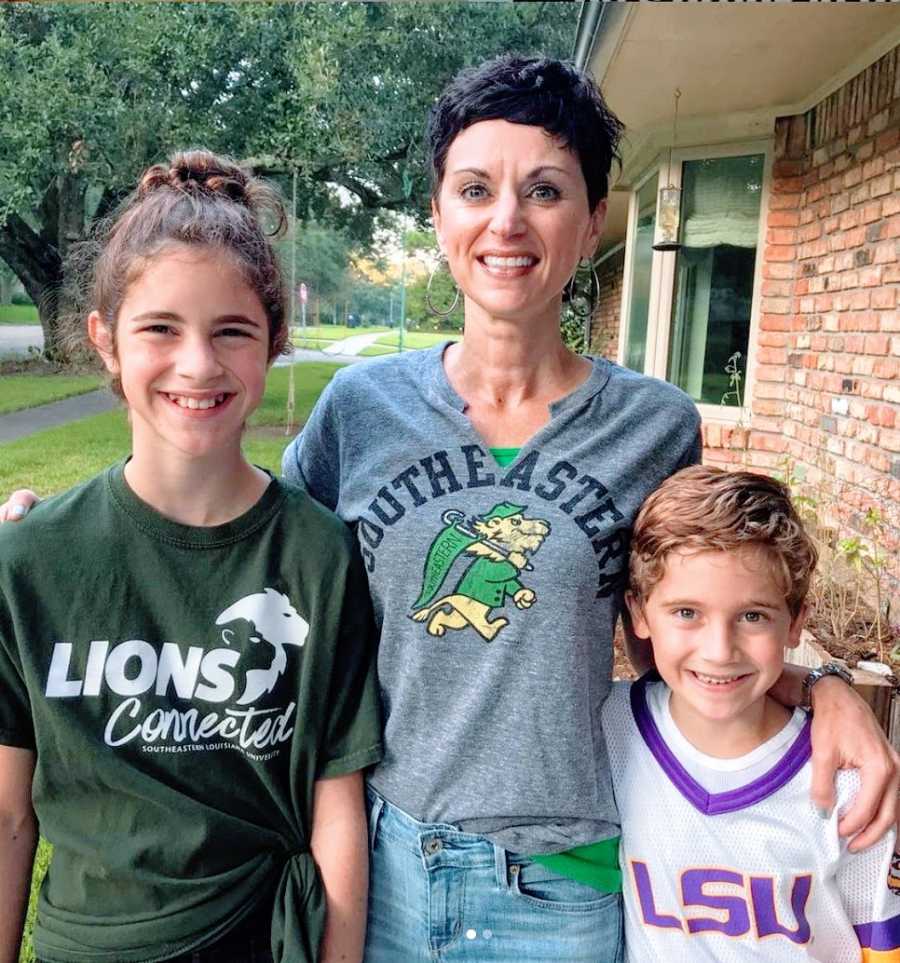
[630,465,818,616]
[67,149,289,393]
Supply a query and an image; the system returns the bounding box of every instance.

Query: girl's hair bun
[138,149,251,206]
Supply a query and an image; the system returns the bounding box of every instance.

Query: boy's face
[626,547,806,755]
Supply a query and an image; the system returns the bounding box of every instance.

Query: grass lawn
[0,373,103,416]
[0,363,342,496]
[0,304,39,324]
[291,323,388,341]
[4,363,342,962]
[374,330,459,350]
[358,344,398,357]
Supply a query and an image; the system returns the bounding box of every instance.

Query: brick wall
[704,46,900,601]
[589,246,625,360]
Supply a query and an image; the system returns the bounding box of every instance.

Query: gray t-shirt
[282,344,700,853]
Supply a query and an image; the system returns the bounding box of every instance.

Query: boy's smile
[627,546,806,758]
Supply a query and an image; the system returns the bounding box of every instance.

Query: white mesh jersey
[602,678,900,962]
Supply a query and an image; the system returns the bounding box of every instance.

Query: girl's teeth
[483,255,535,268]
[168,394,225,410]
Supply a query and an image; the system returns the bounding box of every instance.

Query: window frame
[617,139,774,424]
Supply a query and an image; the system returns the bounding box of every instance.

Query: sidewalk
[0,351,366,443]
[0,389,120,443]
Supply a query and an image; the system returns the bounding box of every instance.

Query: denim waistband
[367,786,525,888]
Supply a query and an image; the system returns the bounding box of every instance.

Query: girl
[0,151,381,963]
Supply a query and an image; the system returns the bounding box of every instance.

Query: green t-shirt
[0,462,382,963]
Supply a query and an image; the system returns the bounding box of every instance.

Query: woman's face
[432,119,605,327]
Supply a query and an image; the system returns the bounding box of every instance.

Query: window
[619,146,768,416]
[623,174,658,374]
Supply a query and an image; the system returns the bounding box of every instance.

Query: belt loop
[367,789,385,851]
[494,844,510,890]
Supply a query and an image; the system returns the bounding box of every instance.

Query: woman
[4,56,897,962]
[279,56,898,961]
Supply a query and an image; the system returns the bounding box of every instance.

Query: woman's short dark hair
[427,55,624,213]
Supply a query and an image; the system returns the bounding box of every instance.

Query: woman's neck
[124,447,270,527]
[446,309,591,409]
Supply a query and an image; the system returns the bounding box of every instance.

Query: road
[0,326,382,364]
[0,325,43,358]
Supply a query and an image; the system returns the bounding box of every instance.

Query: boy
[603,465,899,962]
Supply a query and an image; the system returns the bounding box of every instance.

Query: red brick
[845,290,872,311]
[814,294,833,312]
[761,280,792,299]
[773,176,804,194]
[843,165,863,189]
[873,358,899,379]
[884,194,900,218]
[884,264,900,283]
[874,241,898,265]
[871,173,893,198]
[759,332,788,348]
[763,296,792,315]
[876,127,900,154]
[872,287,897,309]
[764,262,795,280]
[843,226,867,248]
[755,364,785,384]
[850,184,870,206]
[841,271,860,289]
[831,192,850,214]
[864,334,891,355]
[767,228,798,245]
[867,109,890,137]
[881,430,900,453]
[860,266,883,287]
[767,210,801,228]
[774,158,805,179]
[749,432,787,453]
[886,214,900,239]
[857,140,875,162]
[760,313,792,331]
[770,192,801,211]
[861,201,883,224]
[863,155,887,181]
[838,209,860,231]
[766,244,797,263]
[757,347,788,365]
[798,222,822,243]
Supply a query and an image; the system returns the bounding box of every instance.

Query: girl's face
[432,119,605,329]
[90,244,271,464]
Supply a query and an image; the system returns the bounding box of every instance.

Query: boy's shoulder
[0,468,109,563]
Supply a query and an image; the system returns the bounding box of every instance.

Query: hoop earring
[565,257,600,318]
[425,256,460,318]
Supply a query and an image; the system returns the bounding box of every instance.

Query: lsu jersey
[602,676,900,962]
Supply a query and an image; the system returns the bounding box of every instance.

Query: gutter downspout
[573,0,606,73]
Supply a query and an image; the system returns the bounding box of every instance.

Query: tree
[0,2,575,357]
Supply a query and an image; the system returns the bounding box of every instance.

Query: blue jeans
[364,788,623,962]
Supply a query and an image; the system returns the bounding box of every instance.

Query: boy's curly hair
[630,466,817,616]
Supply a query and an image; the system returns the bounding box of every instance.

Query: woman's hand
[0,491,39,524]
[809,677,900,852]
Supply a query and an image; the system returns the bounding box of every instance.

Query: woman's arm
[769,666,900,852]
[310,771,368,963]
[0,746,37,963]
[0,491,39,524]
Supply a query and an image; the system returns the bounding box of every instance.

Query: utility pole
[398,236,407,353]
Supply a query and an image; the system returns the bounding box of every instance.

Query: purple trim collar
[630,674,812,816]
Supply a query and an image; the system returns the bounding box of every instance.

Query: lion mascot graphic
[410,502,551,641]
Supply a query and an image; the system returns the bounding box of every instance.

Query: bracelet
[801,660,854,710]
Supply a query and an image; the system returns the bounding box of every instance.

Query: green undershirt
[488,447,622,894]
